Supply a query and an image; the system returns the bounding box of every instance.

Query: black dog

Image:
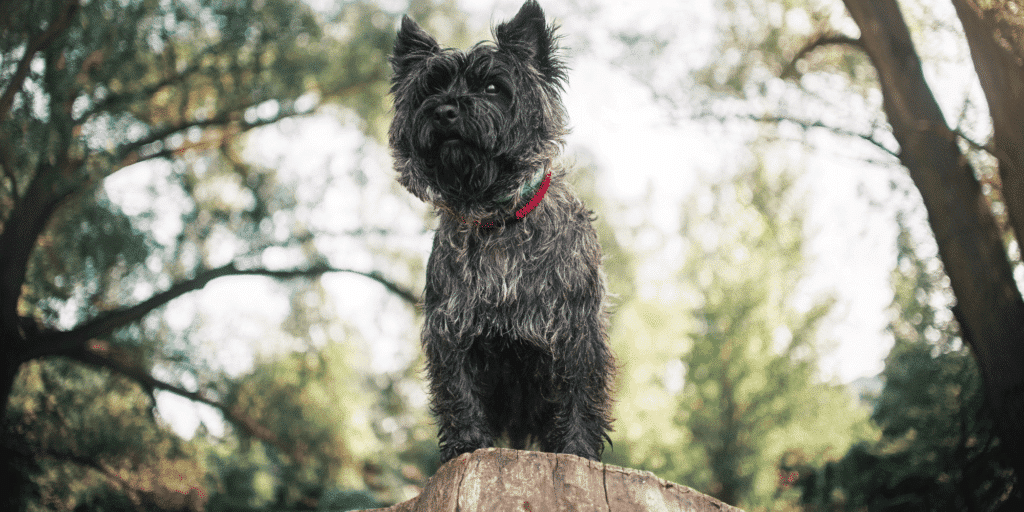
[389,0,614,463]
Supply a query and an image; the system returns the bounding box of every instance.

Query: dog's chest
[444,232,550,306]
[469,241,539,305]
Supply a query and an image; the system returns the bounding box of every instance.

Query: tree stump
[362,448,744,512]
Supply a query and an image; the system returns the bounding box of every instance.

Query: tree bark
[950,0,1024,248]
[362,448,744,512]
[842,0,1024,471]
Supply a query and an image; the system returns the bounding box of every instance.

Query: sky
[120,0,993,438]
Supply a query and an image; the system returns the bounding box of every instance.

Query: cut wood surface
[361,448,744,512]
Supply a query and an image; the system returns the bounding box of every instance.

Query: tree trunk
[362,448,744,512]
[842,0,1024,474]
[0,353,17,416]
[950,0,1024,249]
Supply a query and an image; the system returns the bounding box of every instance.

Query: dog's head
[388,0,568,214]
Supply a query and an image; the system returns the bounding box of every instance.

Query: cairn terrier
[389,0,614,463]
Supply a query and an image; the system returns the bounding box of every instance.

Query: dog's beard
[411,109,507,202]
[434,141,498,195]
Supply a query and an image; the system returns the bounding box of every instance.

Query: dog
[389,0,614,463]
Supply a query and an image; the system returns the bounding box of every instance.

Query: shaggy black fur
[389,0,615,463]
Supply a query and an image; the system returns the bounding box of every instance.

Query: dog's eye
[484,83,501,95]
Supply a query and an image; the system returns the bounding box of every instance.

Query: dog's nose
[433,104,459,125]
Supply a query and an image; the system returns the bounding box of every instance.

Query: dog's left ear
[391,15,440,77]
[495,0,566,86]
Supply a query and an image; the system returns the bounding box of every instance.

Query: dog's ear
[391,15,440,76]
[494,0,566,86]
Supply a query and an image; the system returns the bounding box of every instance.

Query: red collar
[461,171,552,229]
[514,171,551,219]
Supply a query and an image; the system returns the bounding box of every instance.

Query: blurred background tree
[605,161,873,511]
[781,214,1016,510]
[0,0,450,509]
[613,0,1022,508]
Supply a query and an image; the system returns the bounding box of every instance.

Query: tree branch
[0,142,17,202]
[67,347,282,448]
[6,445,146,511]
[0,0,80,120]
[0,2,83,328]
[110,102,316,173]
[951,0,1024,252]
[23,263,417,361]
[73,52,215,124]
[112,112,243,168]
[737,113,900,158]
[782,32,864,79]
[950,128,1009,163]
[0,160,80,338]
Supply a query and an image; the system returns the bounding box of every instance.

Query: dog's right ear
[494,0,566,87]
[391,16,440,75]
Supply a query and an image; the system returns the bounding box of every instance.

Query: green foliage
[790,216,1016,511]
[1,0,449,508]
[21,193,152,327]
[695,0,848,95]
[2,0,401,327]
[679,165,870,510]
[609,163,872,510]
[5,359,205,511]
[226,344,373,490]
[198,333,435,510]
